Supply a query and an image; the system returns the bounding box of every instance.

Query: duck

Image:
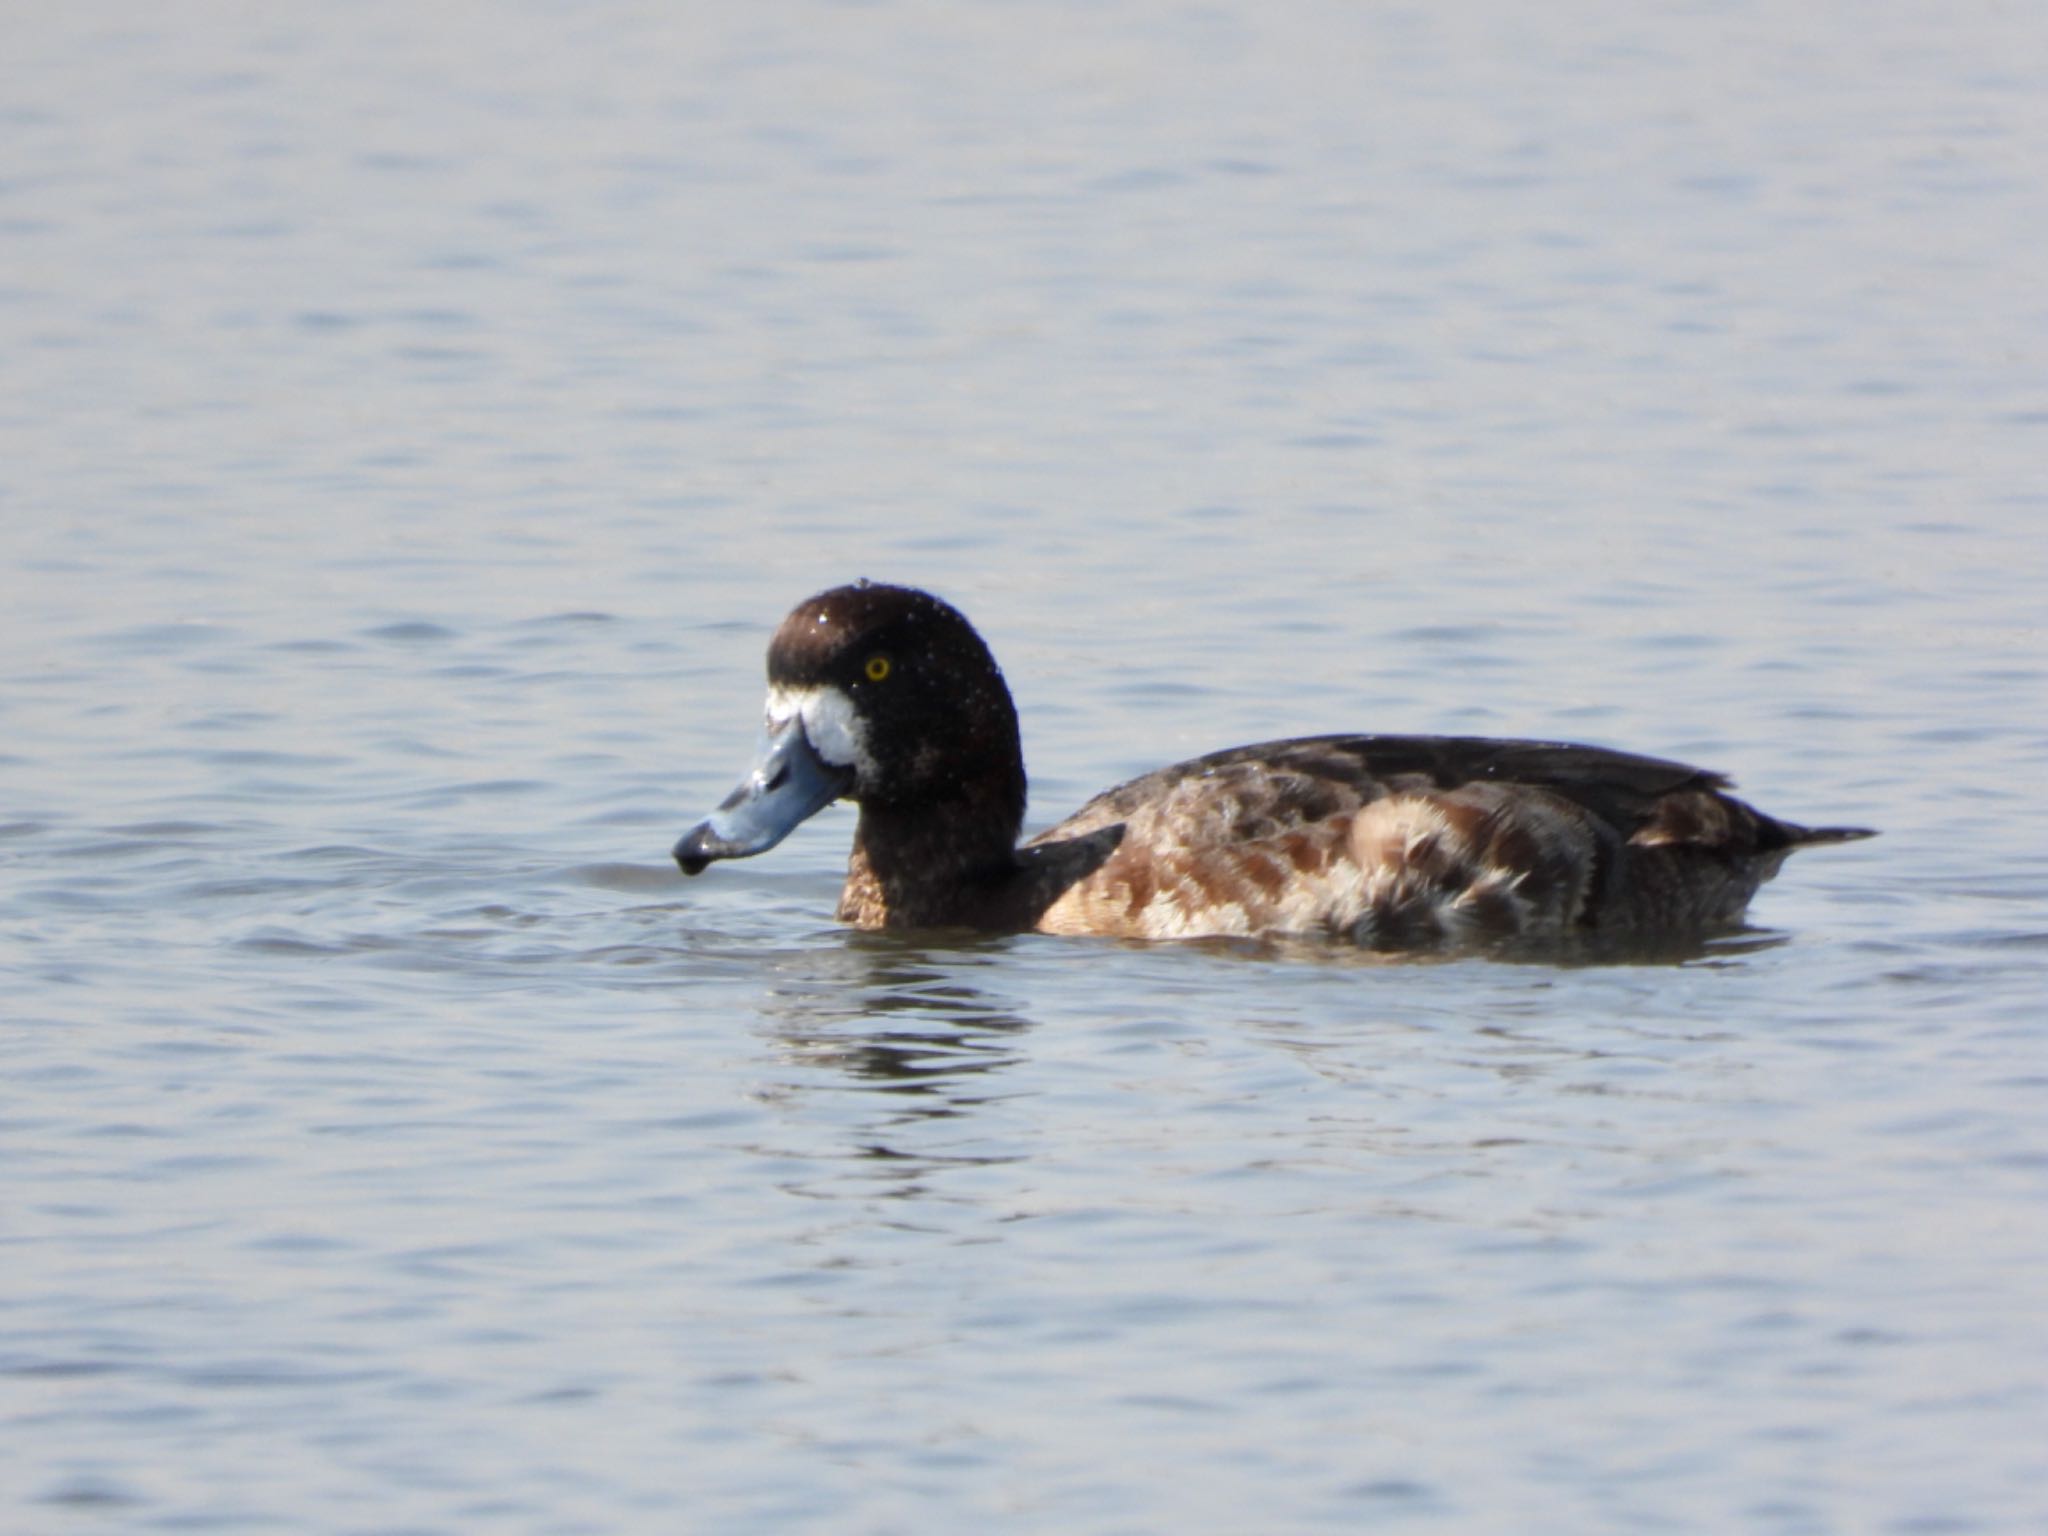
[673,581,1873,950]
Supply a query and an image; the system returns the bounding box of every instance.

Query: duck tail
[1785,823,1878,847]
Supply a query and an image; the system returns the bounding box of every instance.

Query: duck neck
[839,781,1025,930]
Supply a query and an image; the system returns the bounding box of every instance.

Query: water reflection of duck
[676,582,1873,952]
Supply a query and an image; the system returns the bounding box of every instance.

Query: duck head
[674,582,1026,875]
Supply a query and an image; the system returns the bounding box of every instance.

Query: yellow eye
[864,654,892,682]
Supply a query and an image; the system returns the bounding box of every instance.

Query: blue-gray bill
[674,717,855,875]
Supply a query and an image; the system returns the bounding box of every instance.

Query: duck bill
[674,717,855,875]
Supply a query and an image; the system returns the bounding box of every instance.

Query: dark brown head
[674,582,1026,874]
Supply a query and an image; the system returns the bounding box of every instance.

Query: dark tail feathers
[1786,823,1877,847]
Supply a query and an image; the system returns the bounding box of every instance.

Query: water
[5,3,2046,1531]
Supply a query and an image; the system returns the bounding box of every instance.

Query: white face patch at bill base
[764,684,871,774]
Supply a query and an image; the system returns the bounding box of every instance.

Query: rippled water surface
[6,4,2047,1532]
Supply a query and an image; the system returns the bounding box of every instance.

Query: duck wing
[1032,734,1728,847]
[1023,735,1867,944]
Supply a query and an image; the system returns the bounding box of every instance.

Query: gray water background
[5,3,2046,1532]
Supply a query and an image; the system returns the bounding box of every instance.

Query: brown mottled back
[1022,735,1858,948]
